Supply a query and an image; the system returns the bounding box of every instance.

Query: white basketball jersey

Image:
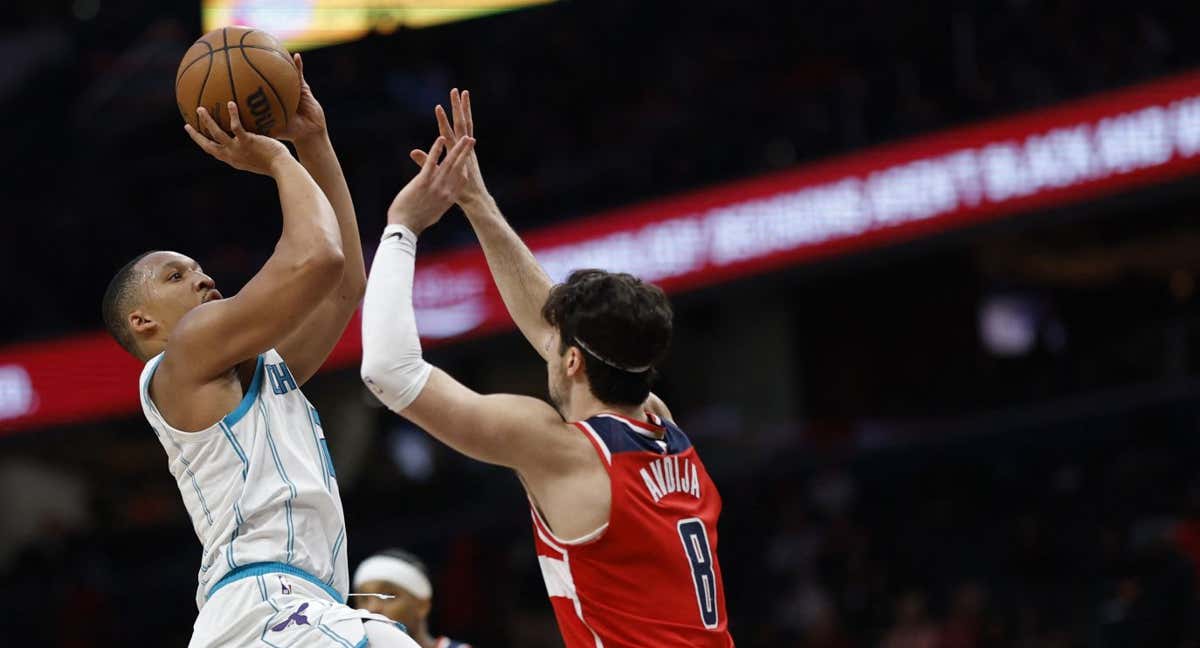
[139,348,349,609]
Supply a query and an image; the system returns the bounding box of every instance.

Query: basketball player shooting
[101,57,416,648]
[360,91,735,647]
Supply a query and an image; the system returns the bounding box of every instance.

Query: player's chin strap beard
[573,337,652,374]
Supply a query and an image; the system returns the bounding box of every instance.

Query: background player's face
[354,580,429,630]
[128,251,221,350]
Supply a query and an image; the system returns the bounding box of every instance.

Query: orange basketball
[175,26,300,138]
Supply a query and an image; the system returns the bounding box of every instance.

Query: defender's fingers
[410,149,428,167]
[438,136,476,176]
[462,90,474,137]
[450,89,466,133]
[419,137,446,176]
[435,105,455,141]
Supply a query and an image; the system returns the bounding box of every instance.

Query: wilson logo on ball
[176,27,299,138]
[246,87,276,134]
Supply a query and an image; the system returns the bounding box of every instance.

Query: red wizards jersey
[529,412,734,647]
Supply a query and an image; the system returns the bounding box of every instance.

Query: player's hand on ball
[411,89,488,209]
[185,102,292,176]
[388,135,476,234]
[277,53,328,144]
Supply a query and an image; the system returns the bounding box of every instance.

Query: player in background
[101,56,415,647]
[353,548,475,648]
[360,91,734,647]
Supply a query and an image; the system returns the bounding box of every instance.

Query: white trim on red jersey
[575,420,612,465]
[527,500,608,547]
[533,520,606,647]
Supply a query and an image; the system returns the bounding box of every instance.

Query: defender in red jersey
[532,412,729,645]
[359,90,734,647]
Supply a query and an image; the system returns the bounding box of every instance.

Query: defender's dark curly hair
[541,269,673,406]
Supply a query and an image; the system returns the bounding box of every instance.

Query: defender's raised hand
[388,135,477,234]
[410,89,489,210]
[185,102,291,176]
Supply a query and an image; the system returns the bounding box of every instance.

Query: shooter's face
[130,251,222,344]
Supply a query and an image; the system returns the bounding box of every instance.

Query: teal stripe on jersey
[226,501,245,570]
[184,463,213,523]
[259,400,297,564]
[222,355,265,428]
[326,527,345,585]
[306,406,331,491]
[162,435,213,526]
[318,624,355,648]
[219,420,250,479]
[211,561,341,603]
[218,419,249,570]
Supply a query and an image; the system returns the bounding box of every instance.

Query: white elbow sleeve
[360,224,433,412]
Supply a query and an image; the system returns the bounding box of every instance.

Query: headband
[574,337,652,373]
[353,555,432,599]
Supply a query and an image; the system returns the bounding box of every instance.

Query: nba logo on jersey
[277,574,293,595]
[266,361,298,395]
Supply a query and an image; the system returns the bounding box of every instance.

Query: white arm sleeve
[360,224,433,412]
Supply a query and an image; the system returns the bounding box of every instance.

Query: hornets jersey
[139,349,348,609]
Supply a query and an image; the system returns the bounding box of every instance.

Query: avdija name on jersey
[639,455,702,503]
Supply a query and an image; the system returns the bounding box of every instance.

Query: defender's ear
[565,346,586,378]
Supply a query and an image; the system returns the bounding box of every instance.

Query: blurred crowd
[751,415,1200,648]
[3,390,1199,646]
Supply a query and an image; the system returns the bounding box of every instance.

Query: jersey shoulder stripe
[139,352,266,436]
[222,355,265,428]
[581,413,694,456]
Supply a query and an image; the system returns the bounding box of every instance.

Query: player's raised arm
[169,102,343,381]
[410,90,556,360]
[272,53,368,386]
[413,90,674,421]
[361,136,584,471]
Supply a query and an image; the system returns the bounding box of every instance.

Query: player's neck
[568,388,648,427]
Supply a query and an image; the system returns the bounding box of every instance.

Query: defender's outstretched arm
[411,90,555,360]
[361,137,583,474]
[414,90,674,420]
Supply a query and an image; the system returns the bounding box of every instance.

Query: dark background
[4,0,1200,645]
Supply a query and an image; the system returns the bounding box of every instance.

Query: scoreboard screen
[202,0,557,50]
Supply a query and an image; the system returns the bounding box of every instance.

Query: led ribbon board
[5,71,1200,432]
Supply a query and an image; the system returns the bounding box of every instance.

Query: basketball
[175,26,300,138]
